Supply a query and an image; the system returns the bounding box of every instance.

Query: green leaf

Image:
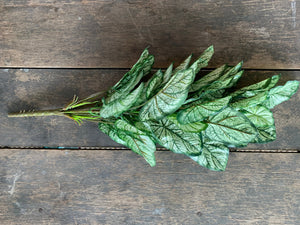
[262,80,299,109]
[139,68,195,121]
[153,55,194,103]
[177,96,232,124]
[206,70,243,91]
[115,120,156,167]
[190,45,214,74]
[162,63,173,85]
[168,114,208,133]
[231,75,280,98]
[241,105,274,128]
[205,107,257,146]
[199,89,226,101]
[240,105,276,143]
[190,64,228,92]
[110,49,149,91]
[134,121,154,136]
[190,138,229,171]
[191,70,243,103]
[217,62,243,81]
[115,119,146,135]
[173,55,192,74]
[106,51,154,103]
[149,118,203,156]
[146,70,164,99]
[230,91,268,109]
[98,123,127,146]
[100,83,144,118]
[252,125,276,143]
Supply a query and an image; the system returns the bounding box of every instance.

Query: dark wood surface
[1,69,299,149]
[1,1,299,224]
[1,0,300,69]
[0,150,299,225]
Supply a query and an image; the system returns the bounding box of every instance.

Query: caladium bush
[9,46,299,171]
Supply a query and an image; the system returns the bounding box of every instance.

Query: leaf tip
[237,61,243,69]
[207,45,214,52]
[149,161,156,167]
[143,47,150,53]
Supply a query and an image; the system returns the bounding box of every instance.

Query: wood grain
[1,0,300,69]
[1,68,299,150]
[0,149,299,225]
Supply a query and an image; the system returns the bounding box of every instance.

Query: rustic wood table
[0,1,299,224]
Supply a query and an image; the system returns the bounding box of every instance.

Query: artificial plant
[8,46,299,171]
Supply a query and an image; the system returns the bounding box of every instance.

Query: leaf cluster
[81,46,299,171]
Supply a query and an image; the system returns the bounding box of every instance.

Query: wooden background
[0,1,299,224]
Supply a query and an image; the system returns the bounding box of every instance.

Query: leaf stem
[8,108,101,118]
[8,109,65,118]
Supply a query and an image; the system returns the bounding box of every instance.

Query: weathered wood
[1,0,300,69]
[1,68,299,149]
[0,149,299,225]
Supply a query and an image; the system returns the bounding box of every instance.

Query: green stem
[8,108,100,117]
[8,109,65,118]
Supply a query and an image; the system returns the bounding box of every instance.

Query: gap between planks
[0,147,298,153]
[3,67,300,72]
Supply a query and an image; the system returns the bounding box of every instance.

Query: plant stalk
[8,109,65,118]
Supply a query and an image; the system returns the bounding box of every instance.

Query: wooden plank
[1,0,300,69]
[0,149,299,224]
[0,68,123,148]
[1,68,299,149]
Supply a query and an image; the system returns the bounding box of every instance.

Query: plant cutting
[8,46,299,171]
